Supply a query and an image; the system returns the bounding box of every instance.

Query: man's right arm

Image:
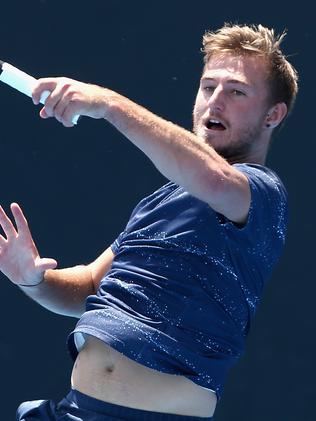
[0,203,114,318]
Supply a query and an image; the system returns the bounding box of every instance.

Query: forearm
[32,79,250,221]
[33,80,229,204]
[103,91,229,203]
[19,265,95,318]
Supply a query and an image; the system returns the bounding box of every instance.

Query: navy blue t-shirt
[68,163,288,397]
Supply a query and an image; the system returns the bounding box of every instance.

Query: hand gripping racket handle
[0,60,80,125]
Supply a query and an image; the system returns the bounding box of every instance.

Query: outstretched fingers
[11,204,58,270]
[10,203,32,239]
[0,205,18,240]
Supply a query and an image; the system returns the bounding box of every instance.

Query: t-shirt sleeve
[228,163,289,260]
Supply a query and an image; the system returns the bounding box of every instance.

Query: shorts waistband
[64,389,213,420]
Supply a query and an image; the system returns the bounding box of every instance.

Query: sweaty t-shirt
[68,163,288,397]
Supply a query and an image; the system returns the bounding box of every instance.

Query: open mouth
[206,119,226,131]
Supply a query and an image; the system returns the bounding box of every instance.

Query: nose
[207,86,225,112]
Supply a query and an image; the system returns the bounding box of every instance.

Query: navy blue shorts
[16,389,214,420]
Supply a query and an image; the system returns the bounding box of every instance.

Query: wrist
[18,276,45,288]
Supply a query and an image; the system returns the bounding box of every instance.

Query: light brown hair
[202,23,298,115]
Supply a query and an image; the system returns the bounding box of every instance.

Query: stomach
[71,335,217,417]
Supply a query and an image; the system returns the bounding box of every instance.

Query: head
[193,23,298,164]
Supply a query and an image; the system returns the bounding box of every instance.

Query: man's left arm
[32,78,250,224]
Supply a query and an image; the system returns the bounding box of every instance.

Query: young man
[0,23,298,420]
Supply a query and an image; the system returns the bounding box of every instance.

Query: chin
[203,133,230,151]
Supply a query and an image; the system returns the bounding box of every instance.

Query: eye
[231,89,245,96]
[202,86,215,92]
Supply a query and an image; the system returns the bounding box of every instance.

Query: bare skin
[0,53,287,417]
[0,204,217,416]
[71,336,217,417]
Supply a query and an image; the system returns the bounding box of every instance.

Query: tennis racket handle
[0,62,79,125]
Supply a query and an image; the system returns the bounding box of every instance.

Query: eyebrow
[201,77,250,87]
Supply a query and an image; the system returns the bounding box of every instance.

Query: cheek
[233,103,264,125]
[241,98,268,120]
[193,94,205,118]
[246,108,267,127]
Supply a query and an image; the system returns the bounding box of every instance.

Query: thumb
[38,258,58,271]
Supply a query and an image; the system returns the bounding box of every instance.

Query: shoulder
[231,163,288,243]
[233,163,287,199]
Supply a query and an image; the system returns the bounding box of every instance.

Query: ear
[264,102,288,129]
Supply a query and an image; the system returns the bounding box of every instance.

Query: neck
[226,135,270,166]
[227,152,267,165]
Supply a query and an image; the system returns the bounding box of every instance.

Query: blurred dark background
[0,1,314,420]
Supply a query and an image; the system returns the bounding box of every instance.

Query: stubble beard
[193,118,264,164]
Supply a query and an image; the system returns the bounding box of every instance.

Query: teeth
[206,118,226,131]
